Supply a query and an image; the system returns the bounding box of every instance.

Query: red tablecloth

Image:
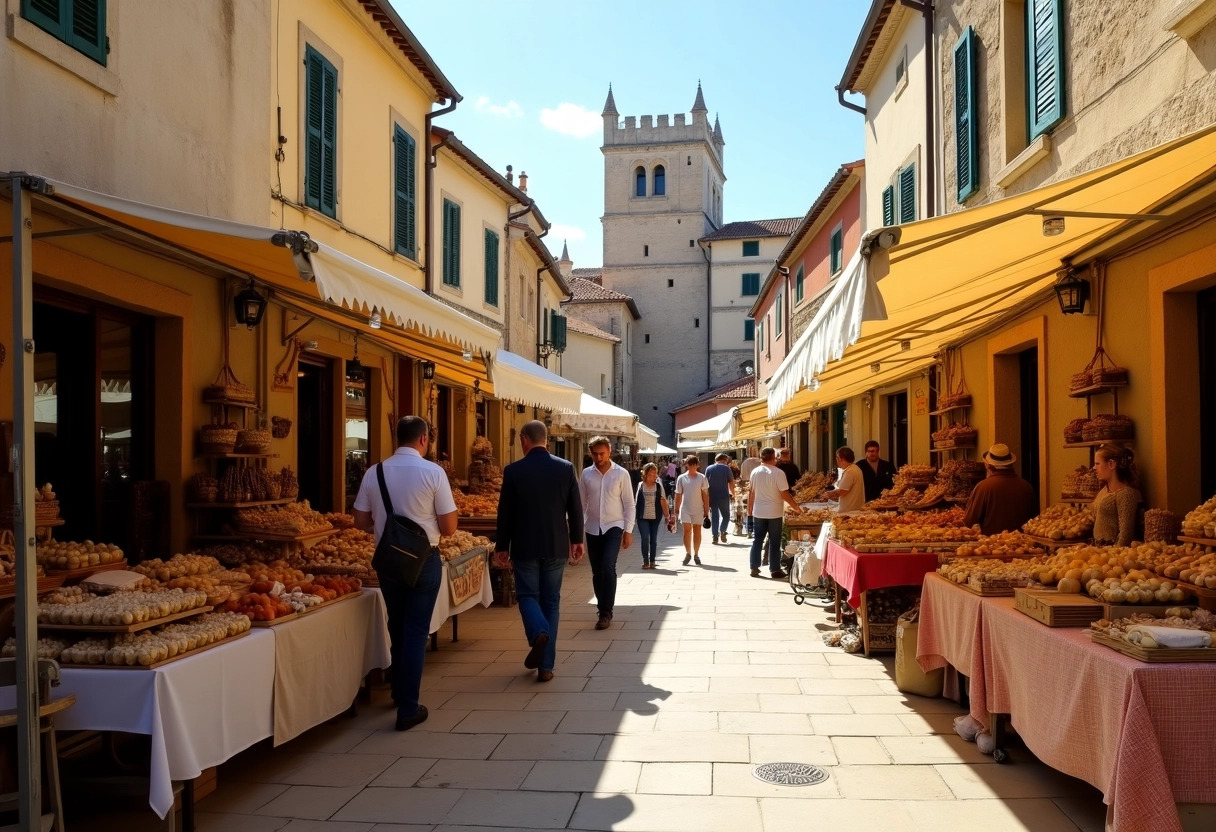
[823,540,940,609]
[915,573,989,724]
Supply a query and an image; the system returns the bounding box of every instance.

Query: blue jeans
[637,518,661,564]
[709,494,731,537]
[586,527,623,616]
[750,517,783,572]
[512,557,566,672]
[378,550,443,719]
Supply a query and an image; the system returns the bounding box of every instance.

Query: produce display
[438,530,492,561]
[38,588,208,625]
[131,554,222,582]
[952,532,1048,559]
[1062,465,1100,498]
[1022,504,1094,540]
[1091,608,1216,650]
[938,558,1034,591]
[307,526,374,575]
[792,471,833,503]
[453,489,499,517]
[1181,494,1216,539]
[931,422,978,447]
[468,436,503,496]
[36,541,124,571]
[224,574,361,620]
[235,501,332,536]
[833,508,976,548]
[56,612,252,666]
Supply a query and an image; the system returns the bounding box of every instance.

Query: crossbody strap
[376,462,432,540]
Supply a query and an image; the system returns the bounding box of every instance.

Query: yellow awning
[771,125,1216,421]
[719,398,775,444]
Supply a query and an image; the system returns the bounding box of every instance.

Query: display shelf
[60,628,251,670]
[42,560,129,583]
[1177,536,1216,549]
[35,518,65,528]
[194,528,337,545]
[0,574,66,599]
[186,499,294,509]
[199,452,279,459]
[1063,439,1133,449]
[1068,381,1129,399]
[928,404,971,417]
[1060,497,1095,505]
[1023,533,1090,550]
[930,443,976,453]
[203,396,258,409]
[39,604,214,634]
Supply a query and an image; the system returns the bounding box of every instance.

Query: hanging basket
[205,363,256,404]
[235,429,272,454]
[1076,346,1128,389]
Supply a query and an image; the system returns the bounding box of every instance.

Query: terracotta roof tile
[565,315,620,342]
[566,276,631,302]
[570,267,603,282]
[672,375,757,411]
[700,218,802,242]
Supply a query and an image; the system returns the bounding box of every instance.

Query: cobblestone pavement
[192,531,1105,832]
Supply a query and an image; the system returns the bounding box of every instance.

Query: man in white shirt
[739,449,762,538]
[353,416,457,732]
[747,447,803,579]
[825,446,867,514]
[580,436,635,630]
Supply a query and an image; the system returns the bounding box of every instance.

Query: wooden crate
[1090,631,1216,662]
[1014,588,1104,627]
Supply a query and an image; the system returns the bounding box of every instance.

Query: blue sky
[397,1,870,268]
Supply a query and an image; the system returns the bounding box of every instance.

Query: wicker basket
[34,501,59,524]
[1069,371,1092,391]
[271,416,292,439]
[204,364,255,403]
[199,426,238,454]
[235,429,272,454]
[1081,422,1134,442]
[1144,509,1181,544]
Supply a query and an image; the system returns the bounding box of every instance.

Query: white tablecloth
[428,559,494,634]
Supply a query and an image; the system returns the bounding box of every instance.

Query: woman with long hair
[1091,444,1141,547]
[634,463,672,569]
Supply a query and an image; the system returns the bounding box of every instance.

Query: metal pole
[11,173,42,830]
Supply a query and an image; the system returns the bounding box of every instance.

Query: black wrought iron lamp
[1053,269,1090,315]
[234,280,268,329]
[420,360,436,380]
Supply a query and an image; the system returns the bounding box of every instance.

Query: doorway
[1199,288,1216,499]
[297,356,335,511]
[885,391,909,468]
[1019,348,1040,501]
[831,403,848,454]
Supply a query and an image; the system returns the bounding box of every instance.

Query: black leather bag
[371,463,433,586]
[702,516,712,529]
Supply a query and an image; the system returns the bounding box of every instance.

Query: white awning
[489,350,583,412]
[640,442,677,455]
[43,178,499,356]
[676,438,716,451]
[558,393,640,437]
[676,410,735,441]
[767,249,887,417]
[636,423,660,452]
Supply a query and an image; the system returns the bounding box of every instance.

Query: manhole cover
[752,762,830,786]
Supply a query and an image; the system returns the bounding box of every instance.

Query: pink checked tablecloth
[980,598,1216,832]
[823,540,941,609]
[915,573,990,724]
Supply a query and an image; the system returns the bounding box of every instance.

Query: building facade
[558,271,640,411]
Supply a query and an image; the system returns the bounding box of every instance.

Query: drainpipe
[697,239,712,389]
[503,199,535,353]
[424,99,458,295]
[835,86,866,116]
[777,266,791,352]
[535,266,547,365]
[899,0,936,218]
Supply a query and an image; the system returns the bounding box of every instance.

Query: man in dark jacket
[495,421,585,682]
[859,440,898,502]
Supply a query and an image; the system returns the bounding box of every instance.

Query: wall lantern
[1053,269,1090,315]
[1042,216,1066,237]
[420,360,436,380]
[346,333,365,383]
[516,403,526,414]
[234,281,268,329]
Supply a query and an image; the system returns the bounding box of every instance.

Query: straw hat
[982,443,1017,468]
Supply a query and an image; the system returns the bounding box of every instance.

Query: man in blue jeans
[704,453,736,545]
[580,436,635,630]
[747,446,804,579]
[495,421,585,681]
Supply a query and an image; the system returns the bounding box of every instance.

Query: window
[644,245,649,257]
[775,293,783,335]
[741,273,760,296]
[687,155,691,165]
[600,374,607,397]
[830,226,844,274]
[742,240,760,257]
[694,318,700,328]
[518,275,526,317]
[645,334,651,344]
[954,26,980,202]
[635,166,646,197]
[895,48,906,86]
[654,165,665,196]
[744,319,755,341]
[441,198,461,287]
[305,45,339,218]
[527,287,534,324]
[795,265,804,303]
[892,163,917,225]
[550,311,567,351]
[22,0,106,65]
[689,239,694,247]
[667,279,674,287]
[392,126,416,258]
[1027,0,1065,140]
[483,229,499,305]
[882,185,896,227]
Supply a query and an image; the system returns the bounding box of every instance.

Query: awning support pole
[11,173,42,832]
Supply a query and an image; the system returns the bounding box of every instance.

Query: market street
[183,533,1106,832]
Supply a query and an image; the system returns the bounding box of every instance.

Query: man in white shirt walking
[581,436,635,630]
[748,447,803,580]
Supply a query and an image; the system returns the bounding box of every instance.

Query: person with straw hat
[962,443,1040,535]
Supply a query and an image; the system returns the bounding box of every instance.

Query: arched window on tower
[653,165,665,196]
[635,166,646,197]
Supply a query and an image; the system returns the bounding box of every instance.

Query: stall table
[823,540,940,655]
[427,551,494,648]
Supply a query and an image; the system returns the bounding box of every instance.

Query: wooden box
[1015,588,1104,627]
[1102,603,1196,621]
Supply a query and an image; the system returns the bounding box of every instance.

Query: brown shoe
[524,632,549,669]
[750,568,761,578]
[771,570,789,580]
[595,613,612,630]
[537,670,554,682]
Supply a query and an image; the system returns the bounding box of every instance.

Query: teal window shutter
[744,319,755,341]
[305,46,338,218]
[899,164,917,224]
[741,273,760,295]
[742,241,760,257]
[23,0,107,65]
[775,293,782,335]
[483,229,499,305]
[1027,0,1065,139]
[393,126,416,259]
[882,185,896,227]
[442,199,461,287]
[551,312,567,352]
[830,228,843,274]
[955,26,980,203]
[795,266,804,303]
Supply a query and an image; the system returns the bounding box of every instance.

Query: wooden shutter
[1027,0,1065,139]
[552,313,567,352]
[304,46,339,216]
[70,0,106,64]
[744,319,755,341]
[320,59,337,216]
[954,27,979,202]
[899,164,917,224]
[484,229,499,305]
[775,293,782,334]
[882,185,895,227]
[23,0,65,38]
[795,266,804,302]
[442,200,461,287]
[830,229,843,273]
[393,127,416,259]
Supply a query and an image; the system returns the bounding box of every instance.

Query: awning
[676,438,716,451]
[636,423,661,453]
[676,410,734,441]
[641,442,677,455]
[557,393,640,437]
[37,178,500,356]
[769,124,1216,420]
[767,249,886,417]
[717,398,777,445]
[489,350,583,412]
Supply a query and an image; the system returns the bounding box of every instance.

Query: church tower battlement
[602,84,724,168]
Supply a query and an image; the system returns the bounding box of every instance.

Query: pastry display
[438,530,491,561]
[1062,465,1100,498]
[37,541,124,571]
[1022,504,1094,540]
[235,501,332,536]
[38,588,208,625]
[1181,494,1216,539]
[792,471,833,503]
[131,554,222,582]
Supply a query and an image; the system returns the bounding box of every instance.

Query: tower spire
[602,83,619,117]
[691,81,708,113]
[713,114,724,144]
[559,240,570,262]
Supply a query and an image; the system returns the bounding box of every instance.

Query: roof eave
[360,0,462,103]
[432,128,531,207]
[838,0,896,94]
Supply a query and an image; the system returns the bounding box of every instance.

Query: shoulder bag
[371,463,435,586]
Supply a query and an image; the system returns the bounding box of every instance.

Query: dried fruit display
[1181,494,1216,538]
[38,588,208,625]
[792,471,833,503]
[131,554,222,582]
[453,489,499,517]
[235,500,332,535]
[1022,504,1094,540]
[952,532,1047,559]
[438,531,491,561]
[1062,465,1100,498]
[37,541,124,571]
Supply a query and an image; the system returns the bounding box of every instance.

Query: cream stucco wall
[560,332,615,402]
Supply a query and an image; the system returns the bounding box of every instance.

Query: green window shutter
[393,127,416,259]
[552,312,567,352]
[882,185,896,227]
[305,46,338,217]
[484,229,499,305]
[23,0,66,39]
[830,228,843,273]
[795,266,804,303]
[1027,0,1065,139]
[899,164,917,224]
[741,273,760,296]
[744,319,755,341]
[742,241,760,257]
[955,27,980,203]
[69,0,106,64]
[442,200,461,287]
[775,294,782,335]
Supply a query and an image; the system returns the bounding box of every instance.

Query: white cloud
[475,96,523,119]
[539,103,601,139]
[549,224,587,243]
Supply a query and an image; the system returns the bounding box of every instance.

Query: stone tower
[600,83,726,443]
